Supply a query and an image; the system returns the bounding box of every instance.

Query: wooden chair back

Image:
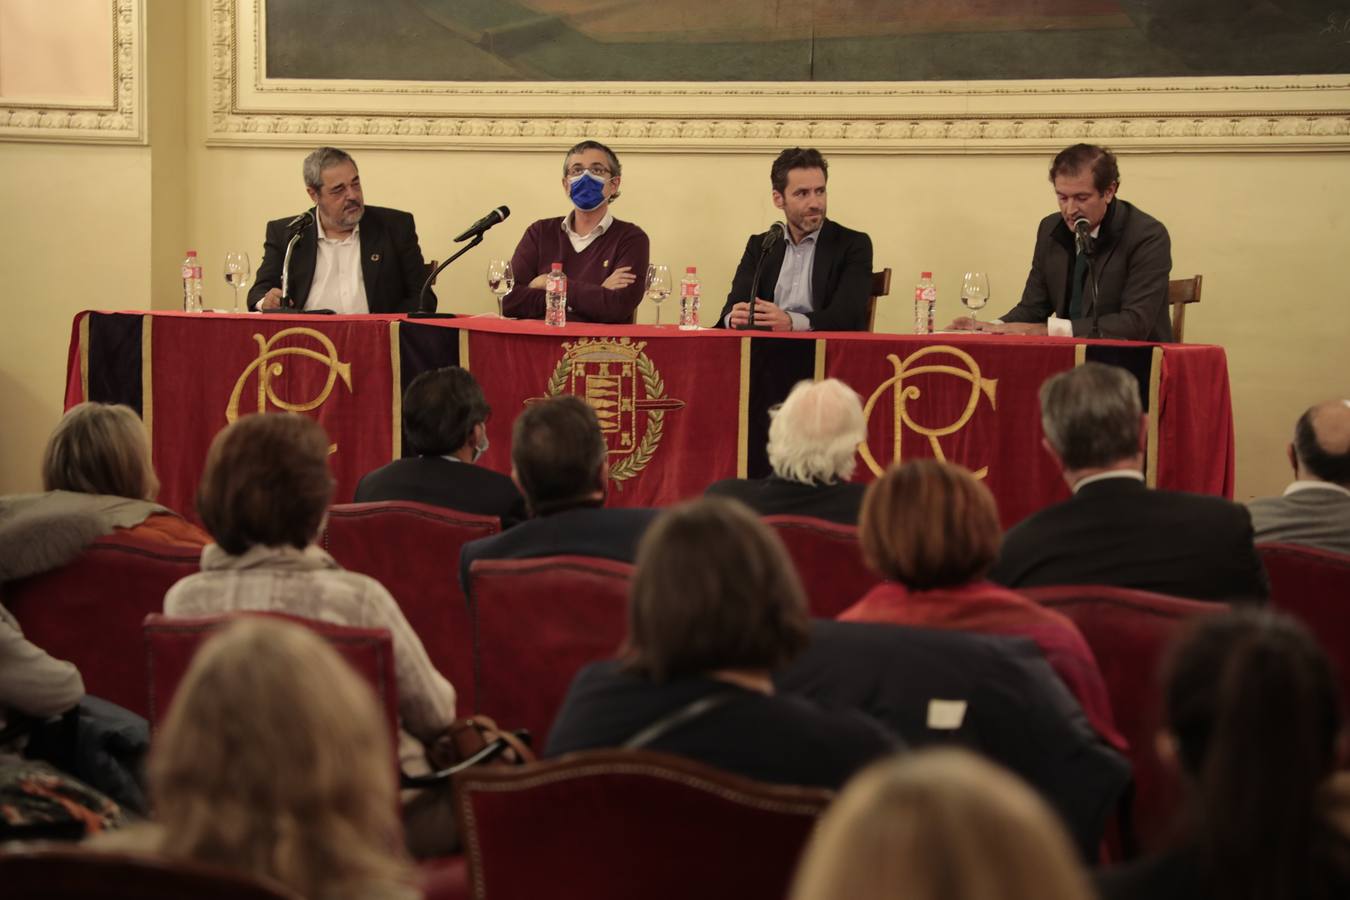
[1168,274,1202,342]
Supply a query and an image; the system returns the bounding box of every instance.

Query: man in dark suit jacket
[717,147,874,333]
[354,367,526,526]
[458,396,657,595]
[247,146,432,313]
[989,363,1268,602]
[705,377,868,525]
[954,144,1172,341]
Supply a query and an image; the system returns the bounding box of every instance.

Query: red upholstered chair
[1022,585,1224,854]
[1258,542,1350,705]
[3,533,202,717]
[321,501,500,714]
[142,612,399,745]
[467,556,632,746]
[0,847,300,899]
[454,749,832,900]
[763,515,881,618]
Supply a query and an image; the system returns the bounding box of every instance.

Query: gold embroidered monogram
[859,346,998,478]
[532,337,685,483]
[226,328,353,453]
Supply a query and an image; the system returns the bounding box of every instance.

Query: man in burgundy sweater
[501,140,650,323]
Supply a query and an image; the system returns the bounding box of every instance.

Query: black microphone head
[1073,217,1091,235]
[495,205,510,223]
[762,222,785,250]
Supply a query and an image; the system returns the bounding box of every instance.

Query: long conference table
[65,311,1235,528]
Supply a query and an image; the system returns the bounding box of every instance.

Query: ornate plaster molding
[0,0,145,145]
[207,0,1350,153]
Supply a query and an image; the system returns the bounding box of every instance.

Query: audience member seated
[354,366,526,527]
[1248,399,1350,554]
[840,460,1124,751]
[705,378,868,525]
[0,603,125,841]
[790,749,1095,900]
[990,362,1268,602]
[458,396,658,594]
[92,617,418,899]
[546,497,897,789]
[0,403,206,582]
[161,412,457,857]
[1098,609,1350,900]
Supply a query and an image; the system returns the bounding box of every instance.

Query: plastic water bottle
[545,263,567,327]
[679,266,701,330]
[914,271,936,334]
[181,250,203,313]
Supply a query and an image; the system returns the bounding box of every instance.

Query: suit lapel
[1047,226,1073,318]
[760,236,788,302]
[359,212,384,310]
[811,220,835,310]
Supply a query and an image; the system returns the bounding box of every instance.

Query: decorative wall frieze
[0,0,145,145]
[206,0,1350,153]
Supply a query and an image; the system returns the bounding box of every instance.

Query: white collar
[1071,469,1145,494]
[316,215,359,245]
[1284,480,1350,499]
[562,210,613,240]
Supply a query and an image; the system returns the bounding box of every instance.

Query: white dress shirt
[306,218,368,314]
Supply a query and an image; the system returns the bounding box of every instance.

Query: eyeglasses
[567,164,613,178]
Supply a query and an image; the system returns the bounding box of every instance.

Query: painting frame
[207,0,1350,153]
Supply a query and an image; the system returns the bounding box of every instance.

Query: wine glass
[224,252,252,313]
[645,264,672,326]
[486,259,514,317]
[961,271,990,328]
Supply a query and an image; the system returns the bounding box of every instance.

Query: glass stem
[655,304,661,327]
[496,295,504,318]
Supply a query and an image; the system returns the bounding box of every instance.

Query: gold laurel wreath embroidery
[545,342,666,484]
[609,353,664,483]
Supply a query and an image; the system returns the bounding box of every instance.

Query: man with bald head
[1248,400,1350,555]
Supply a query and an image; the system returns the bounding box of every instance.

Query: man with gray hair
[248,146,432,313]
[1248,399,1350,554]
[705,378,868,524]
[989,362,1267,602]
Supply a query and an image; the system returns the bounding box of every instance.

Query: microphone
[286,209,314,233]
[760,222,785,252]
[454,206,510,243]
[1073,217,1093,255]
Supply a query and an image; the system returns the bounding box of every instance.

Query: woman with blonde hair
[140,616,416,899]
[790,749,1094,900]
[2,403,206,580]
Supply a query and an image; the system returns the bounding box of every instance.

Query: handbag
[407,715,535,789]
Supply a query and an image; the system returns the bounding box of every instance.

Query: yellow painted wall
[1,2,1345,504]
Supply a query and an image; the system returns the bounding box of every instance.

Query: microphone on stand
[1073,217,1093,256]
[1072,217,1103,338]
[411,206,512,318]
[739,224,785,331]
[453,206,510,243]
[285,209,314,234]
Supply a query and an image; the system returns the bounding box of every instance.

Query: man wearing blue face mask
[501,140,651,324]
[718,148,874,332]
[354,367,526,527]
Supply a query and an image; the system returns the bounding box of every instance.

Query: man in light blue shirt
[717,148,874,333]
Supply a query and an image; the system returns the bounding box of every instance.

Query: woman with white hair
[705,378,867,524]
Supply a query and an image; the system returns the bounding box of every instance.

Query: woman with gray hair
[705,377,868,524]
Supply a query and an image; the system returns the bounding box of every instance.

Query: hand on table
[946,316,1047,336]
[259,288,283,310]
[728,299,792,332]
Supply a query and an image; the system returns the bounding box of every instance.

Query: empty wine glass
[224,252,252,313]
[961,271,990,328]
[486,259,514,317]
[645,264,672,326]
